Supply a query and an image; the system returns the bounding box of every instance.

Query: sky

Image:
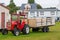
[0,0,59,8]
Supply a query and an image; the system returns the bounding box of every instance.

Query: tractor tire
[42,27,49,32]
[22,24,30,34]
[2,29,8,35]
[32,28,39,32]
[13,27,20,36]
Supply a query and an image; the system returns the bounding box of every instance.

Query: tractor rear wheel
[13,27,20,36]
[2,29,8,35]
[22,24,30,34]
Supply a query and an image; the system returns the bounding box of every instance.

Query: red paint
[7,12,26,31]
[8,20,26,31]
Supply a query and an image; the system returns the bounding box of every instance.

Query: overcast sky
[0,0,59,8]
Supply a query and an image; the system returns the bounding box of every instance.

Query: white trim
[0,13,1,29]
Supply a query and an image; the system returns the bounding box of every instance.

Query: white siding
[28,11,37,19]
[57,11,60,17]
[0,6,10,29]
[44,11,51,17]
[0,13,1,29]
[39,11,44,17]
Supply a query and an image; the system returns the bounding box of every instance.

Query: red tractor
[2,13,30,36]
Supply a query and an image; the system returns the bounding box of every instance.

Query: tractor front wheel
[12,27,20,36]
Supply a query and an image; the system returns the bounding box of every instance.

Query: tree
[37,4,42,9]
[7,0,20,14]
[28,0,34,4]
[28,0,42,9]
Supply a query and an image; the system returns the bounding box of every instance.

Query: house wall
[0,6,10,29]
[57,11,60,17]
[44,11,56,17]
[28,10,56,18]
[56,11,60,21]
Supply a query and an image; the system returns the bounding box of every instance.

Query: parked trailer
[27,17,55,32]
[27,9,55,32]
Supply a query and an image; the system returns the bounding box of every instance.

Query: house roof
[20,3,37,10]
[0,4,9,10]
[29,8,58,12]
[57,10,60,11]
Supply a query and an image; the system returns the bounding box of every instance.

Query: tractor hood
[11,21,17,25]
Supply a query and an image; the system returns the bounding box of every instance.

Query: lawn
[0,22,60,40]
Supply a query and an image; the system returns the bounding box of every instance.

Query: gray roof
[20,4,26,10]
[20,4,60,12]
[57,10,60,11]
[29,8,58,12]
[20,3,37,10]
[30,3,37,9]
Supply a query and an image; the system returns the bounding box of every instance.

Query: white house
[17,3,60,21]
[28,8,57,18]
[0,4,10,29]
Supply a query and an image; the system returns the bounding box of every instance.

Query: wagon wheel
[42,27,49,32]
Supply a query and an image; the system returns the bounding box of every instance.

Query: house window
[30,12,35,16]
[30,11,37,18]
[51,11,55,15]
[40,11,44,15]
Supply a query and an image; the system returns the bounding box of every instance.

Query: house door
[1,12,5,29]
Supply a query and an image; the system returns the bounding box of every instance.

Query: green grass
[0,22,60,40]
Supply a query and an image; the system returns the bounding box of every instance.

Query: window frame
[51,11,55,15]
[40,11,44,15]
